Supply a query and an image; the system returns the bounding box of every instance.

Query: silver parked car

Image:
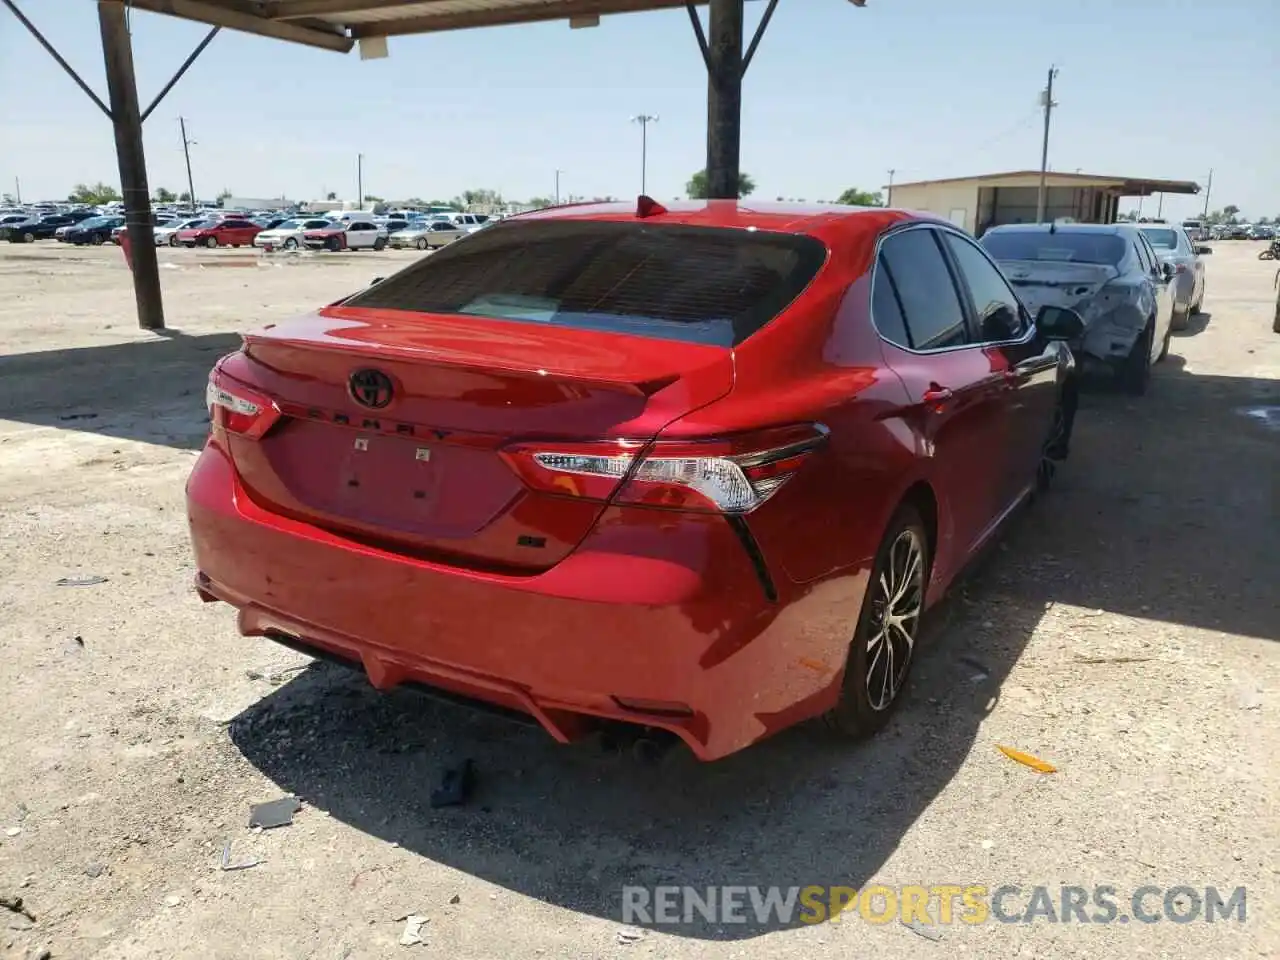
[1139,224,1209,329]
[981,223,1175,395]
[388,220,466,250]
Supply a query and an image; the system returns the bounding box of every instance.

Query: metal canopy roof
[122,0,730,51]
[889,170,1201,197]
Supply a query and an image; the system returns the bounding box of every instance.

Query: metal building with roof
[886,170,1201,236]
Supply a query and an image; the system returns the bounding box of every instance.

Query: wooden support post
[704,0,743,200]
[98,0,164,330]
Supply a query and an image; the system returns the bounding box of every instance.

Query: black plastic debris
[248,797,301,829]
[430,759,476,809]
[0,896,36,922]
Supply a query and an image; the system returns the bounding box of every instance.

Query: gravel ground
[0,240,1276,960]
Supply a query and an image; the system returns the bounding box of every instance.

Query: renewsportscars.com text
[621,884,1247,927]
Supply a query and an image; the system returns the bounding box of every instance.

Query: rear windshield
[980,230,1126,266]
[342,219,828,347]
[1139,227,1179,249]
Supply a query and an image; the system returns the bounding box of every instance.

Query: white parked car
[253,217,334,250]
[154,217,211,246]
[388,219,467,250]
[301,219,388,251]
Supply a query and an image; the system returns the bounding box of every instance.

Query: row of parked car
[1180,218,1275,242]
[0,205,496,249]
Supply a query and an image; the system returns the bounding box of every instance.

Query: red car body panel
[178,220,263,246]
[186,201,1064,759]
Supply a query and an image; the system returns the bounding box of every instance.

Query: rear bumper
[186,441,863,760]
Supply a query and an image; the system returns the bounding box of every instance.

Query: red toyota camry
[187,199,1082,760]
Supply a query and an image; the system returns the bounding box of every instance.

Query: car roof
[509,199,929,234]
[985,222,1125,235]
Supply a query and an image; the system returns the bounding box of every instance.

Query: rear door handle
[922,385,954,404]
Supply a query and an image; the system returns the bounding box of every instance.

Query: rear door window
[343,220,828,347]
[941,232,1028,342]
[877,228,969,350]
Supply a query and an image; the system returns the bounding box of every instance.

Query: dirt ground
[0,239,1276,960]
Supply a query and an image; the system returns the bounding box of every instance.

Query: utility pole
[886,168,896,207]
[1036,65,1059,224]
[630,115,658,195]
[1201,168,1213,219]
[357,153,363,208]
[1156,192,1164,219]
[13,176,20,204]
[179,116,196,210]
[554,169,563,205]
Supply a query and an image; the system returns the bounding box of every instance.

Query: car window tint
[879,229,968,350]
[344,219,828,348]
[871,258,910,347]
[942,232,1027,342]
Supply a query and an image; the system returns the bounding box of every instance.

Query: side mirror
[1036,304,1084,341]
[1162,261,1176,280]
[1195,245,1212,256]
[370,276,385,286]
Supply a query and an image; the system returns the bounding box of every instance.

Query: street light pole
[554,169,563,206]
[630,114,658,195]
[357,153,363,208]
[886,168,895,207]
[1201,168,1213,219]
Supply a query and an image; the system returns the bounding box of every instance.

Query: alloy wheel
[864,528,925,711]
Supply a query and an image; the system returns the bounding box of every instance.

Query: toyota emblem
[349,368,394,409]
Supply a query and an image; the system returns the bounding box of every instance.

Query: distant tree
[154,187,177,203]
[452,188,504,209]
[68,182,121,204]
[1,193,13,205]
[364,194,384,203]
[1222,204,1240,223]
[1258,216,1272,225]
[1116,210,1139,222]
[326,191,337,201]
[527,196,554,208]
[686,169,755,199]
[178,191,192,204]
[836,187,884,206]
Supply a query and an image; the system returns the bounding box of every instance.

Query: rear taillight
[1175,263,1188,274]
[501,424,827,514]
[206,365,280,439]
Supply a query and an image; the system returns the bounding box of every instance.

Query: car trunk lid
[220,307,734,572]
[994,259,1119,315]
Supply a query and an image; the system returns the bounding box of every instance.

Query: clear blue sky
[2,0,1276,221]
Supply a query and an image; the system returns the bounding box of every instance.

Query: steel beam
[704,0,743,199]
[99,0,164,330]
[2,0,113,119]
[141,25,220,122]
[126,0,353,51]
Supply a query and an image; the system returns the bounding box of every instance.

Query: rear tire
[169,235,180,246]
[373,237,387,251]
[1171,303,1190,331]
[283,237,298,250]
[205,236,218,249]
[1119,321,1153,395]
[20,231,34,244]
[415,237,428,251]
[823,506,929,738]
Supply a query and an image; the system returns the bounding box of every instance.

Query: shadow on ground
[0,331,237,449]
[1172,310,1212,337]
[224,356,1279,940]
